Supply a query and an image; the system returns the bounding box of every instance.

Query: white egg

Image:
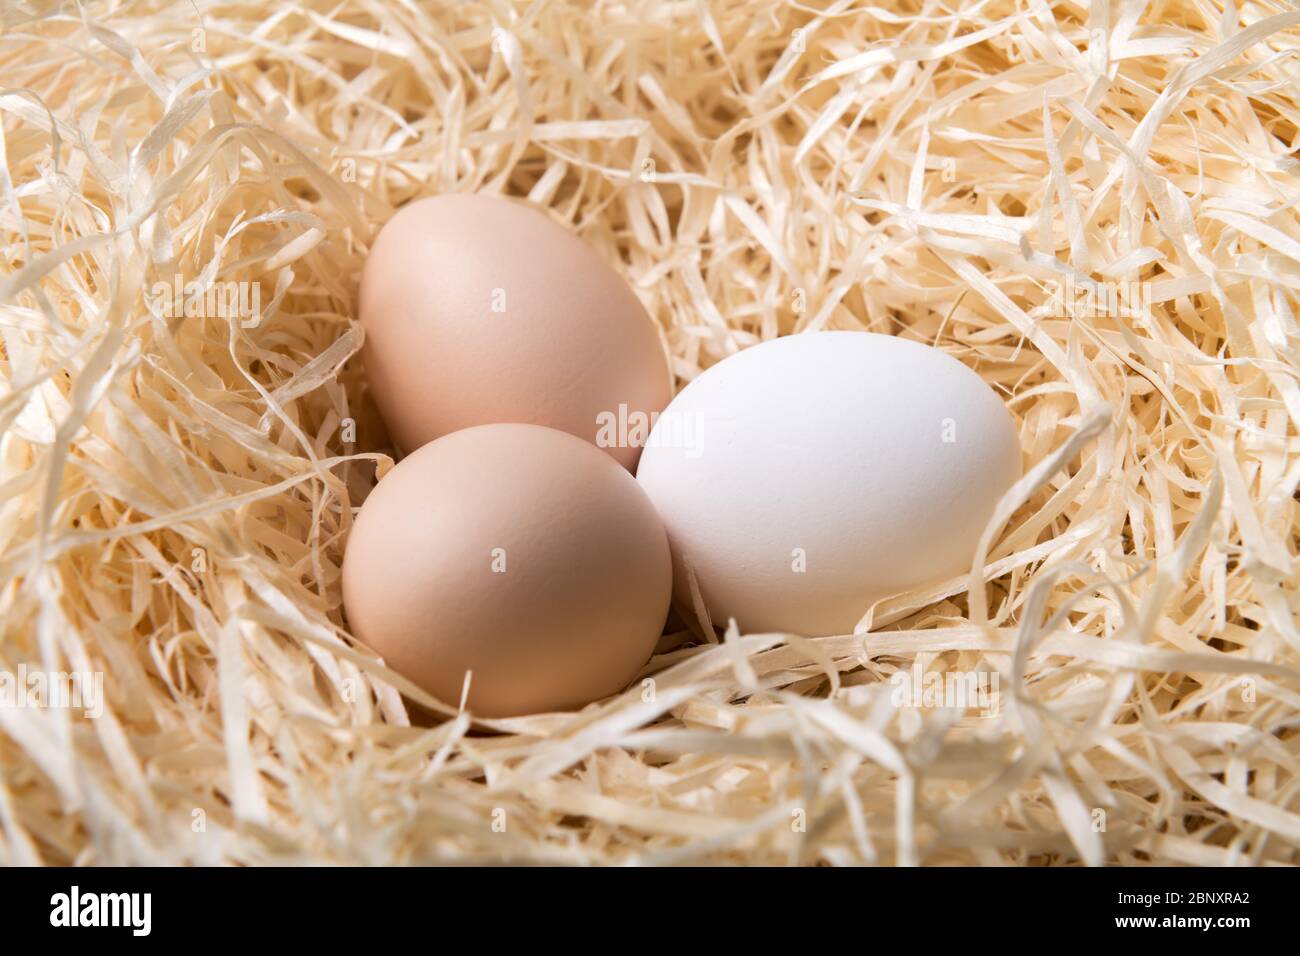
[635,331,1021,635]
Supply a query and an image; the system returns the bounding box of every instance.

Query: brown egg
[359,193,672,470]
[341,423,672,718]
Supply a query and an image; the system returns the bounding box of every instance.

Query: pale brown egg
[359,193,672,470]
[341,423,672,718]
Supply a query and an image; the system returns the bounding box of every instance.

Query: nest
[1,0,1298,866]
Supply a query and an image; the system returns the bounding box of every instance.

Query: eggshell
[342,423,672,717]
[634,331,1021,636]
[359,193,672,469]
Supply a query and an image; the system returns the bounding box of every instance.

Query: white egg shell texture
[634,331,1022,636]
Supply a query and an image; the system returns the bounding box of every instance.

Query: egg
[358,193,672,469]
[635,332,1021,636]
[342,423,672,717]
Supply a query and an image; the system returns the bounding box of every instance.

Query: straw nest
[2,0,1299,866]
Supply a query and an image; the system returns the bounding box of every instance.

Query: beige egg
[342,423,672,718]
[359,193,672,470]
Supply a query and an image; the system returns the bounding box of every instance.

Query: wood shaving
[1,0,1298,865]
